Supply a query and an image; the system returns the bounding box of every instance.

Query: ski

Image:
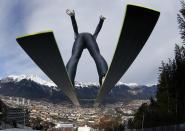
[95,5,160,106]
[16,31,80,106]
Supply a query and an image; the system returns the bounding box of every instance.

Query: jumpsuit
[66,15,108,85]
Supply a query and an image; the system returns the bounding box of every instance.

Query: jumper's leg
[66,37,84,85]
[86,35,108,85]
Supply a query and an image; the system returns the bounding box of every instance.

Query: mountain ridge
[0,75,157,104]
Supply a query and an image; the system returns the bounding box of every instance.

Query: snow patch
[75,81,99,88]
[124,83,139,87]
[128,89,143,95]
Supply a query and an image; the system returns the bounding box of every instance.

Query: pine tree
[128,1,185,128]
[178,1,185,43]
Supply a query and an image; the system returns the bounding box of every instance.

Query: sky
[0,0,182,85]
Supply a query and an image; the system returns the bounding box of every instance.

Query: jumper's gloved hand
[100,15,106,20]
[66,9,75,16]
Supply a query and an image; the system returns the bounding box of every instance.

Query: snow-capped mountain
[1,75,56,87]
[0,75,157,103]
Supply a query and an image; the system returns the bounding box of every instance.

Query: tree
[178,1,185,43]
[0,99,7,122]
[128,2,185,128]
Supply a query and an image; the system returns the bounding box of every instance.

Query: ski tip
[16,30,54,40]
[127,4,160,14]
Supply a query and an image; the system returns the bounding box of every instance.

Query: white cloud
[0,0,182,85]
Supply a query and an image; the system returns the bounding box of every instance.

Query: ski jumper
[66,14,108,85]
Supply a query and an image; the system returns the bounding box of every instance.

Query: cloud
[0,0,45,77]
[116,0,181,84]
[0,0,182,85]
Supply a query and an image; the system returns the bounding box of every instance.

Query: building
[78,125,92,131]
[6,107,29,125]
[52,123,74,131]
[0,99,29,126]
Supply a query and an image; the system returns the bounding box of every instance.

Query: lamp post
[142,113,144,130]
[23,109,25,128]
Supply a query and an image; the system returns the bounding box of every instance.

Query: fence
[126,123,185,131]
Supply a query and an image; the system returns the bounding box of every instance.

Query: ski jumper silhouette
[66,9,108,85]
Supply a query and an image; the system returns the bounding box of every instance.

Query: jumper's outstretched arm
[66,9,78,39]
[93,15,106,39]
